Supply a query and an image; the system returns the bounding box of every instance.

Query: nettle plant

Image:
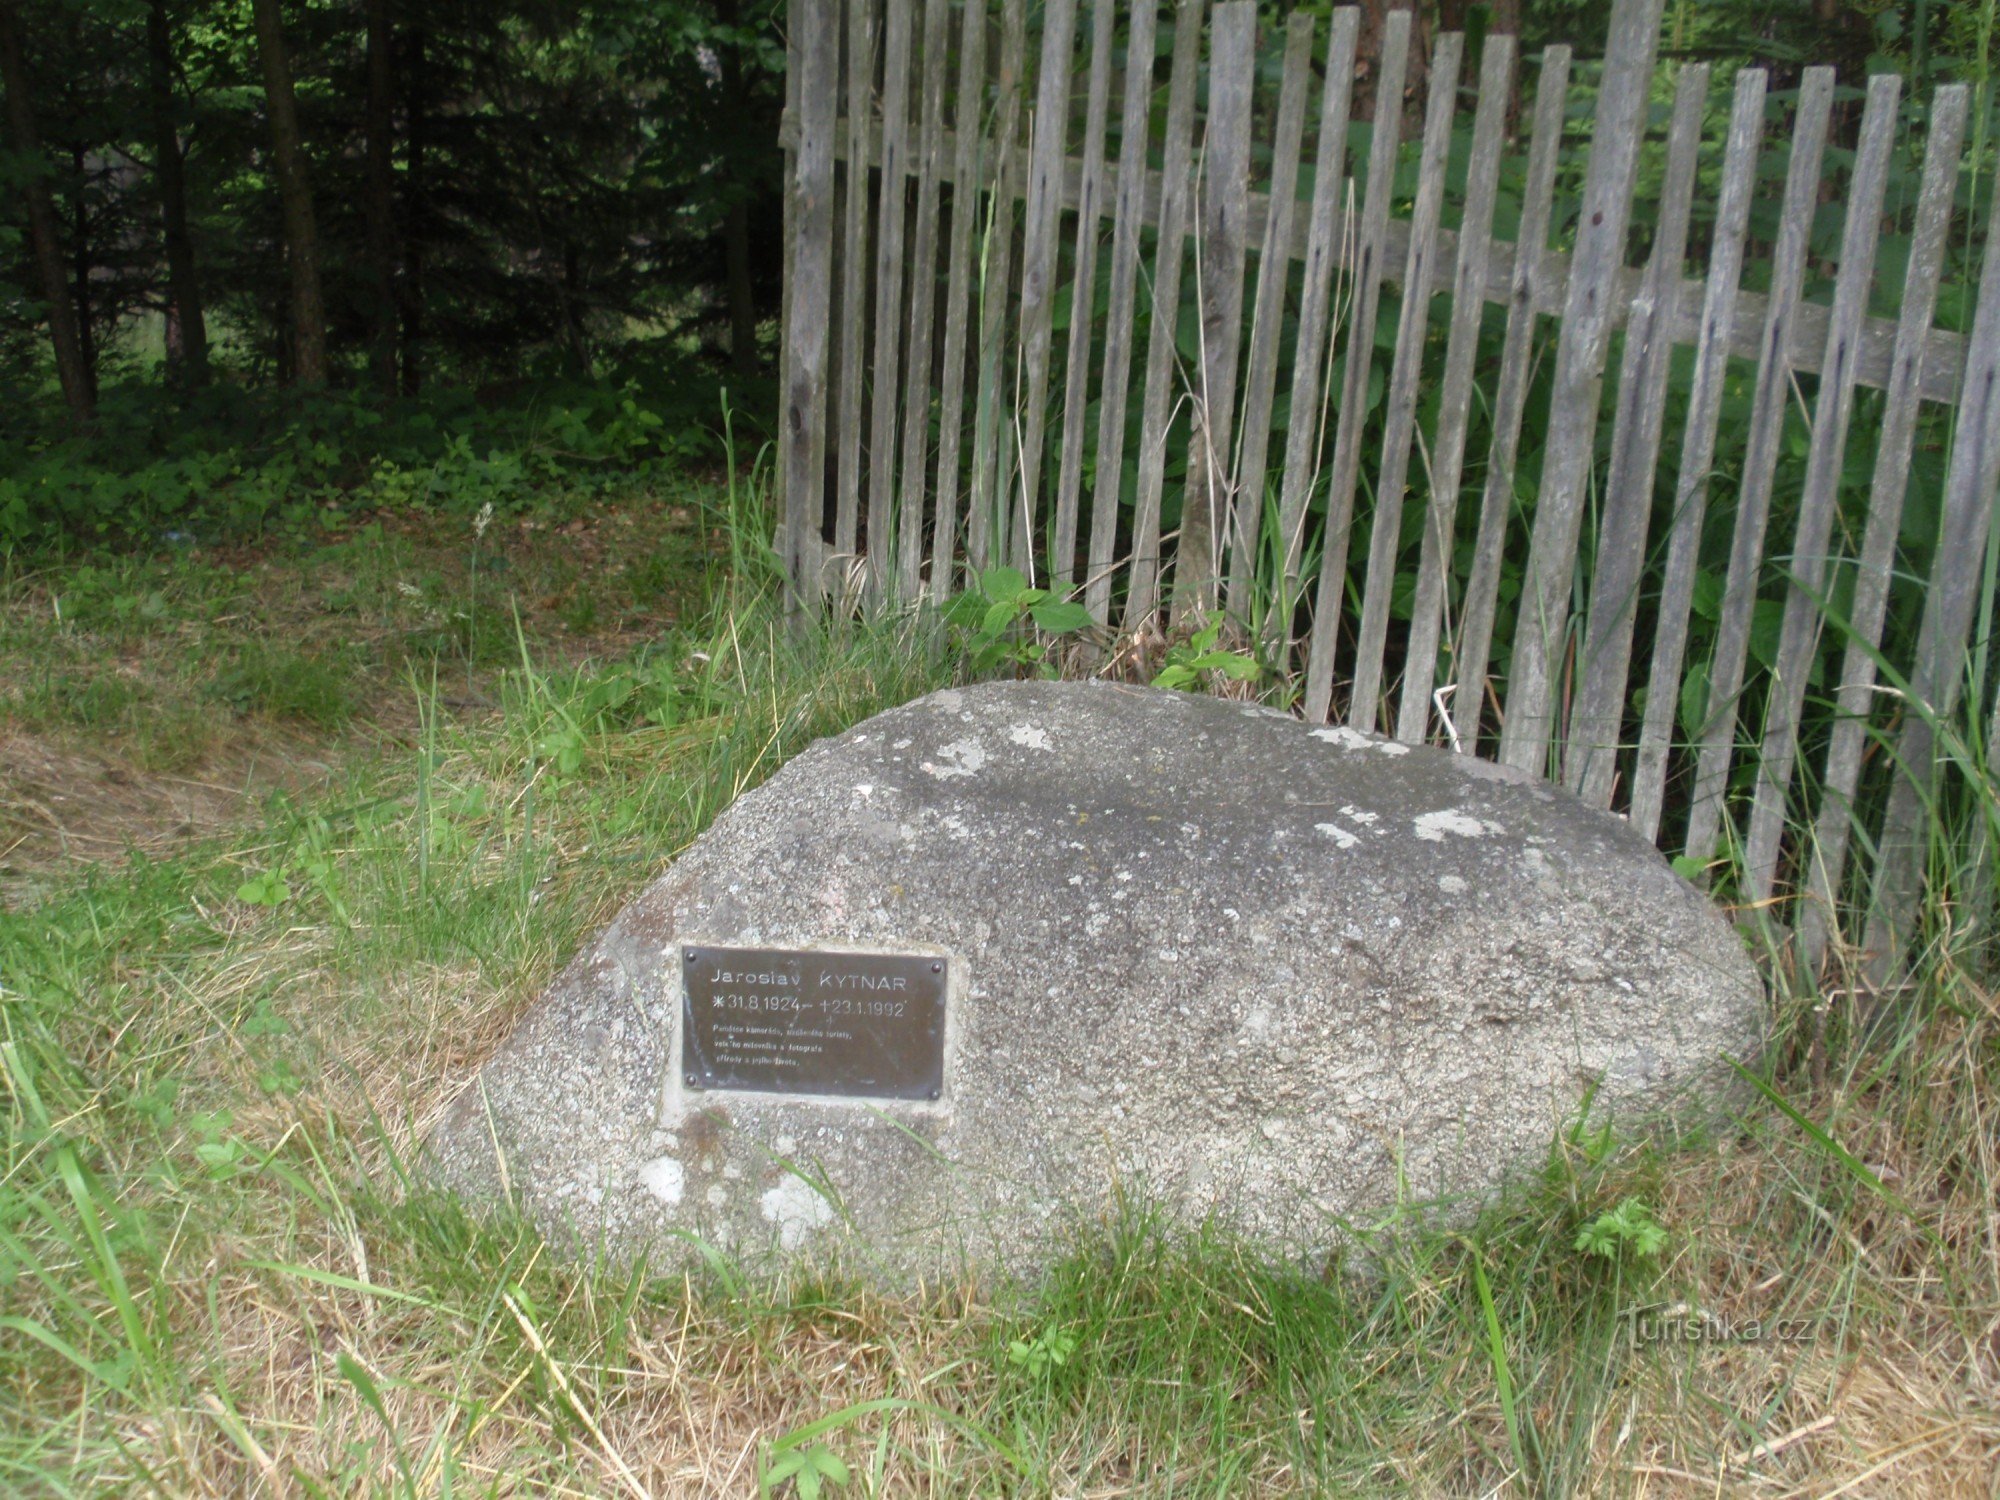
[941,566,1093,677]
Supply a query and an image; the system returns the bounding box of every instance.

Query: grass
[1,477,1996,1495]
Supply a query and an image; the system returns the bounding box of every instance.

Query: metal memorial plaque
[680,944,947,1100]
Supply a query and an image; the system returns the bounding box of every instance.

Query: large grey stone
[428,680,1764,1279]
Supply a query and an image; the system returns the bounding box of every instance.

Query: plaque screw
[931,962,942,973]
[928,1088,941,1101]
[684,1073,698,1086]
[686,949,698,961]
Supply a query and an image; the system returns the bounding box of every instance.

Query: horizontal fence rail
[777,0,2000,978]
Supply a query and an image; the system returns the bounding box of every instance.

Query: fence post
[1798,86,1971,967]
[1225,11,1317,627]
[1300,6,1411,723]
[1743,74,1903,905]
[1627,67,1766,842]
[1497,0,1662,775]
[1452,45,1571,749]
[1561,62,1709,800]
[1394,31,1516,745]
[1678,69,1835,862]
[1083,0,1164,625]
[1862,179,2000,979]
[782,0,839,609]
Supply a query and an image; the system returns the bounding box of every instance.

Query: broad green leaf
[1029,600,1091,634]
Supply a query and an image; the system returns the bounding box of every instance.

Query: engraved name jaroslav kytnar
[681,945,947,1100]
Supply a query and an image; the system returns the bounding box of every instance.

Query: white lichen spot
[1008,723,1053,751]
[1308,725,1412,756]
[1340,804,1379,824]
[1414,809,1504,842]
[1311,726,1373,751]
[853,783,875,799]
[893,737,913,750]
[760,1175,835,1251]
[1315,821,1360,849]
[774,1135,796,1156]
[637,1157,684,1206]
[705,1184,728,1209]
[920,737,987,780]
[1438,875,1469,895]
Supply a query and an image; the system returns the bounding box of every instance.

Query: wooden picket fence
[775,0,2000,973]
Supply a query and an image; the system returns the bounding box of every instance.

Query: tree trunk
[399,19,426,396]
[251,0,327,387]
[146,0,206,384]
[715,0,758,376]
[363,0,398,399]
[562,240,591,374]
[69,146,97,400]
[724,198,756,375]
[1354,0,1430,126]
[1489,0,1522,133]
[0,0,93,423]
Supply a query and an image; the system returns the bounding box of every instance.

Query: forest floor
[2,477,1997,1496]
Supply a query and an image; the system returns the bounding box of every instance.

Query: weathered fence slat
[1628,67,1766,842]
[1348,29,1464,732]
[1742,73,1902,905]
[782,0,839,607]
[1122,0,1206,632]
[1451,45,1571,746]
[1010,0,1080,579]
[1862,180,2000,974]
[1083,0,1160,623]
[1681,67,1836,864]
[928,0,987,592]
[1394,32,1515,746]
[864,0,915,600]
[967,1,1027,576]
[1496,0,1663,775]
[1172,0,1257,622]
[1268,6,1359,651]
[1050,0,1117,591]
[833,0,875,581]
[894,0,952,600]
[1799,85,1970,963]
[778,5,800,589]
[1301,6,1411,722]
[1561,62,1708,803]
[1223,12,1315,625]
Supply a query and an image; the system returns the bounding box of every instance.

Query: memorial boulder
[428,680,1764,1277]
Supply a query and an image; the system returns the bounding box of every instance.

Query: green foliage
[0,373,741,549]
[1150,612,1261,692]
[941,566,1093,677]
[1005,1324,1079,1379]
[760,1443,849,1499]
[1573,1198,1668,1263]
[233,869,291,907]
